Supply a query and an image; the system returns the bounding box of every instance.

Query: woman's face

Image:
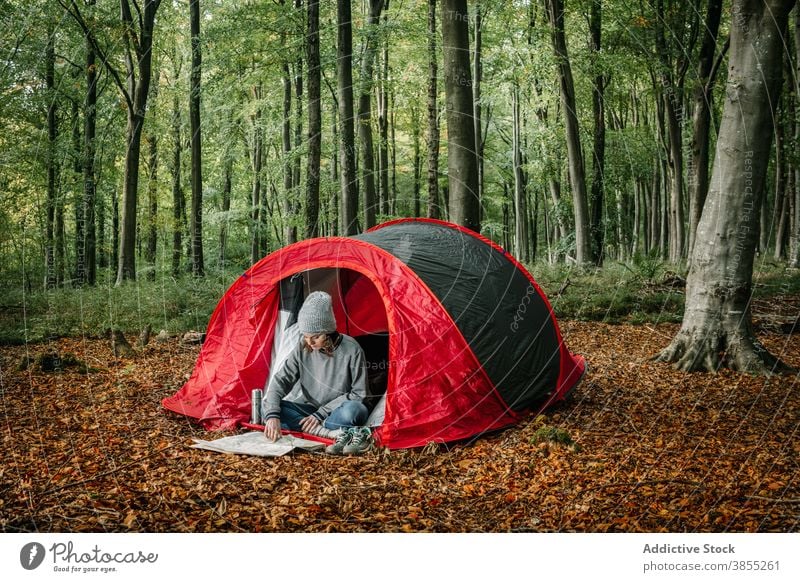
[304,333,326,351]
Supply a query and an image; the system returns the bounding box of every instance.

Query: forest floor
[0,317,798,533]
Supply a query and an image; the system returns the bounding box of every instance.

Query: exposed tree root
[654,326,795,375]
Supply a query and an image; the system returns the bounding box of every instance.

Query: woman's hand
[263,418,281,441]
[299,415,320,434]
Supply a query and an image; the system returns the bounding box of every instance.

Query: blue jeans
[278,400,368,431]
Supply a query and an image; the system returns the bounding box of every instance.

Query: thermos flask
[251,389,263,424]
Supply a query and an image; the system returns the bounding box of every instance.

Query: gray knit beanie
[297,291,337,334]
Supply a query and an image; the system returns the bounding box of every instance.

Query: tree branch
[131,0,145,37]
[120,0,141,55]
[706,35,730,94]
[59,0,133,111]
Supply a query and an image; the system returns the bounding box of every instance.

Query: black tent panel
[356,221,560,411]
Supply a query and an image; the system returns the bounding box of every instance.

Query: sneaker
[325,428,353,455]
[342,427,373,455]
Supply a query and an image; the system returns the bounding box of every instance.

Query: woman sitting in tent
[262,291,374,455]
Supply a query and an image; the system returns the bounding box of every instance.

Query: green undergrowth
[531,258,800,325]
[532,260,686,324]
[0,272,233,345]
[1,260,798,345]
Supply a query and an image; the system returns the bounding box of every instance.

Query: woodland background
[0,0,798,533]
[3,0,799,292]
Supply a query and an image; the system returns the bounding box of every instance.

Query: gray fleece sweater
[263,334,367,422]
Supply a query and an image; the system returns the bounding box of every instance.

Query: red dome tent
[162,219,585,449]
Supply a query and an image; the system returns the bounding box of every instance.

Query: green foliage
[530,424,579,450]
[533,261,685,324]
[624,249,666,284]
[0,272,233,345]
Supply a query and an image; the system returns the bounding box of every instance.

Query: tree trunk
[189,0,204,276]
[589,0,605,266]
[117,0,162,285]
[171,91,184,277]
[412,105,421,217]
[791,7,800,268]
[530,182,539,260]
[544,0,591,264]
[654,0,685,263]
[144,133,158,281]
[473,1,484,218]
[773,94,788,259]
[378,0,391,217]
[357,0,383,230]
[549,178,567,242]
[656,0,795,374]
[219,155,232,266]
[276,60,290,249]
[512,83,529,262]
[442,0,479,232]
[649,158,660,254]
[291,1,302,243]
[97,183,107,270]
[44,23,58,290]
[390,87,398,214]
[252,84,264,265]
[55,176,65,286]
[82,15,97,285]
[688,0,723,256]
[330,105,339,236]
[306,0,321,238]
[759,182,769,254]
[426,0,440,219]
[112,183,119,273]
[659,156,669,259]
[338,0,359,234]
[73,98,85,283]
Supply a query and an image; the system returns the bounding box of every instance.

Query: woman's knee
[325,400,368,428]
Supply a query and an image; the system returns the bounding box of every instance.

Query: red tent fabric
[163,219,585,449]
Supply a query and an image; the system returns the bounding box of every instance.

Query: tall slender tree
[306,0,321,238]
[44,20,58,289]
[473,0,485,217]
[189,0,204,276]
[544,0,591,264]
[442,0,479,231]
[589,0,605,265]
[290,0,303,244]
[512,82,529,262]
[170,59,185,278]
[338,0,359,234]
[80,0,98,285]
[426,0,440,219]
[144,131,158,281]
[251,82,264,264]
[357,0,384,230]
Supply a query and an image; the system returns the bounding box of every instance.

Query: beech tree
[357,0,384,230]
[338,0,359,235]
[442,0,479,232]
[305,0,321,238]
[543,0,591,264]
[656,0,796,374]
[426,0,440,219]
[189,0,204,276]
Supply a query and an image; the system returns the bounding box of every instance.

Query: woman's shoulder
[338,334,364,352]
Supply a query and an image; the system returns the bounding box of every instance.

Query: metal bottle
[250,389,263,424]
